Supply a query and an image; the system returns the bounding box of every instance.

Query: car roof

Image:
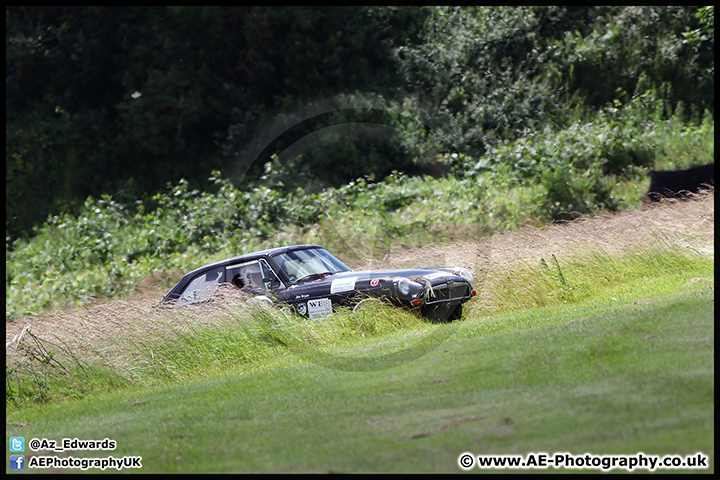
[182,244,324,276]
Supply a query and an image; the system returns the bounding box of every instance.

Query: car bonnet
[287,267,468,290]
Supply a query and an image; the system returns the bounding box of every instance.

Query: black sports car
[160,244,476,322]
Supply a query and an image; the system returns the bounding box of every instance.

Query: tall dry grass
[5,192,713,406]
[350,192,713,313]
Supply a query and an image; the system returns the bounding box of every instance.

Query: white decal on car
[330,276,358,294]
[423,272,448,280]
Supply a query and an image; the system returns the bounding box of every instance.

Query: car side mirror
[263,276,281,290]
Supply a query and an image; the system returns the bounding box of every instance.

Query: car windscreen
[272,248,350,282]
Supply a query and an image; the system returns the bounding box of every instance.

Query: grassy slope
[5,281,713,473]
[5,197,714,473]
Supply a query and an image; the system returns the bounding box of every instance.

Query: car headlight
[440,267,473,286]
[396,277,422,297]
[397,278,411,296]
[455,267,474,286]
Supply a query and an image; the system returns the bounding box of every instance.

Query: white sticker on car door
[330,276,358,294]
[307,298,332,319]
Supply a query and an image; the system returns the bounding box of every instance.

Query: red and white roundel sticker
[370,278,379,287]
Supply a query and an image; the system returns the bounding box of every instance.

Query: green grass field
[5,197,714,473]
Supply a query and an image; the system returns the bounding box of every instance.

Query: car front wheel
[448,304,463,321]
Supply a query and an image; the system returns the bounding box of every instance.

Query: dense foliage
[6,6,714,241]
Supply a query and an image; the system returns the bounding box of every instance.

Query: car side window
[179,267,224,304]
[226,259,283,293]
[259,259,282,290]
[225,261,267,293]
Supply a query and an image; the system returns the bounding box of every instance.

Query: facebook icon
[10,454,25,470]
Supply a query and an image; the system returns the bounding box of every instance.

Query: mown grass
[5,270,713,473]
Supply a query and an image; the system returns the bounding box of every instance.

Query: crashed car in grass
[160,244,476,322]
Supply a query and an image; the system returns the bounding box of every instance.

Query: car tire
[448,304,463,321]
